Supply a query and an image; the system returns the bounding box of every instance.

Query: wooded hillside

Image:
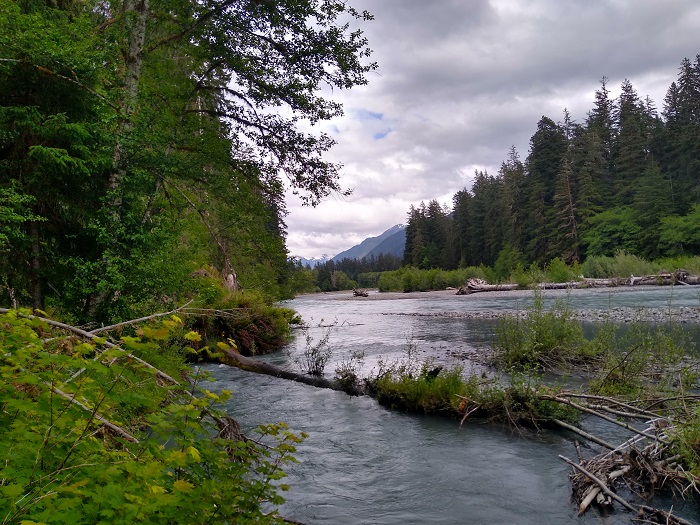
[404,62,700,272]
[0,0,374,321]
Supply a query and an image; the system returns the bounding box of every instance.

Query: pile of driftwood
[457,270,700,295]
[545,392,698,524]
[353,288,369,297]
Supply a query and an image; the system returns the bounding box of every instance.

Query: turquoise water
[205,287,700,524]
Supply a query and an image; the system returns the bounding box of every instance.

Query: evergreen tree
[498,146,526,253]
[585,77,615,197]
[0,0,375,318]
[612,79,648,205]
[553,152,579,262]
[522,116,567,264]
[632,161,673,259]
[452,189,473,267]
[662,56,700,211]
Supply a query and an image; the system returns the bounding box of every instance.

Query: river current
[205,286,700,524]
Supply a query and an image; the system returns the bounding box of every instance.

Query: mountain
[332,224,405,261]
[365,228,406,259]
[295,255,330,268]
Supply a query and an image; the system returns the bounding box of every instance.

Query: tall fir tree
[612,79,648,206]
[523,116,567,264]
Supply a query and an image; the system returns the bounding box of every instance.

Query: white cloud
[284,0,700,258]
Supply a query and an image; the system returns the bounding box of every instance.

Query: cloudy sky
[284,0,700,260]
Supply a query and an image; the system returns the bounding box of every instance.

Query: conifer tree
[612,79,648,205]
[523,116,567,264]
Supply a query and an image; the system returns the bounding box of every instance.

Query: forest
[0,0,377,522]
[403,58,700,276]
[0,0,374,323]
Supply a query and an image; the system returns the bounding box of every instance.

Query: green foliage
[580,251,655,278]
[396,57,700,273]
[330,270,357,291]
[589,322,695,397]
[494,291,696,398]
[377,266,486,292]
[296,320,335,376]
[493,245,524,282]
[672,406,700,476]
[334,349,365,389]
[0,309,303,524]
[544,257,577,283]
[0,0,375,320]
[367,353,578,424]
[191,289,296,356]
[495,291,601,370]
[581,207,642,257]
[371,365,471,414]
[658,205,700,256]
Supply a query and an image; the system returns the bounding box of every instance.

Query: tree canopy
[403,57,700,272]
[0,0,375,319]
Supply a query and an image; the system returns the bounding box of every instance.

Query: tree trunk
[108,0,149,207]
[87,0,149,318]
[221,348,363,396]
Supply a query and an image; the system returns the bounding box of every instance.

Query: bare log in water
[221,348,363,396]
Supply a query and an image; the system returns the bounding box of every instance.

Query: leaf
[172,479,194,492]
[184,331,201,342]
[186,446,201,461]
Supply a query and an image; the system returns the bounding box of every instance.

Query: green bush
[495,291,599,370]
[0,309,302,524]
[545,257,577,283]
[580,251,655,278]
[377,266,487,292]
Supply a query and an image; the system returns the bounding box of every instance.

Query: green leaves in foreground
[0,309,302,524]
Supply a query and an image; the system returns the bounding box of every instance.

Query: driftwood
[221,348,363,396]
[353,288,369,297]
[458,270,700,295]
[546,392,699,524]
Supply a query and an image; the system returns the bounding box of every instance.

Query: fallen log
[221,347,363,396]
[353,288,369,297]
[458,272,700,295]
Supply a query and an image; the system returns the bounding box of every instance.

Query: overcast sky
[284,0,700,260]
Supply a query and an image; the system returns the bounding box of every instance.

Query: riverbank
[299,286,700,323]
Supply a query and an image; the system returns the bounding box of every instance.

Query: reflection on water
[206,287,700,524]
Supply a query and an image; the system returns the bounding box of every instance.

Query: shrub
[545,257,575,283]
[580,251,655,278]
[0,309,302,524]
[495,291,599,370]
[296,320,335,376]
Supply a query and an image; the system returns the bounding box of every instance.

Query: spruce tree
[523,116,567,264]
[612,79,648,206]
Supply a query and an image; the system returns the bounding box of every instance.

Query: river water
[206,286,700,524]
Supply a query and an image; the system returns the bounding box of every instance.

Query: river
[205,286,700,524]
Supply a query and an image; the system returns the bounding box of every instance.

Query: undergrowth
[0,309,303,524]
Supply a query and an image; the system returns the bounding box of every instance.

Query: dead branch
[88,300,193,334]
[560,454,638,512]
[51,386,138,443]
[551,419,617,451]
[541,395,669,444]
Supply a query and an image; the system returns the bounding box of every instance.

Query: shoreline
[293,286,700,323]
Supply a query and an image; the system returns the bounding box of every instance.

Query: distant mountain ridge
[365,228,405,259]
[296,255,330,268]
[332,224,405,261]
